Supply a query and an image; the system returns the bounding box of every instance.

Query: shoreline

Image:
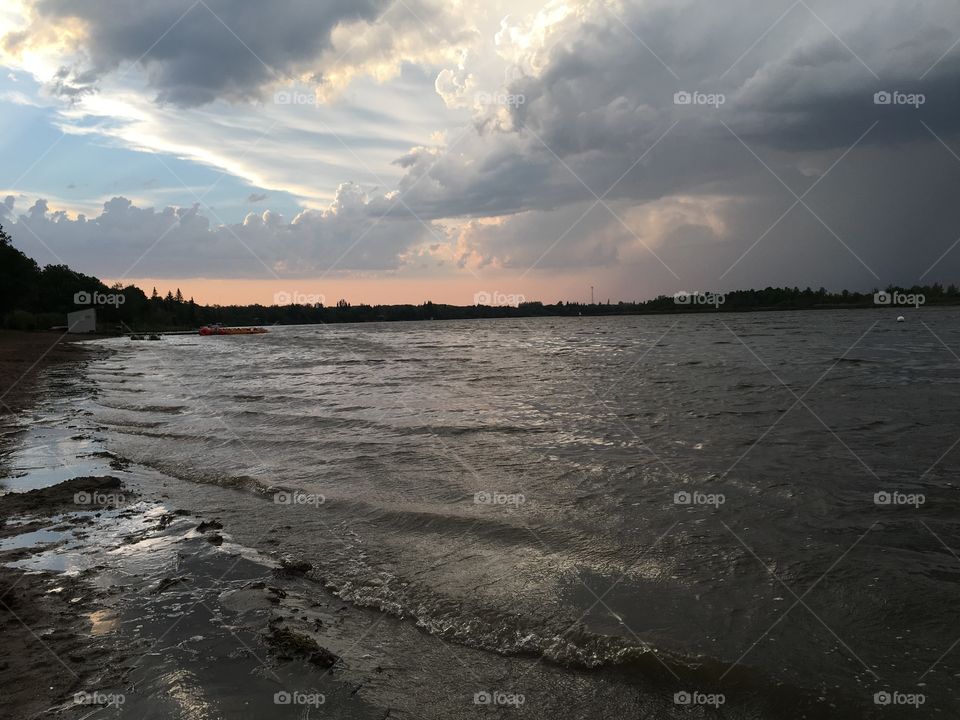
[104,301,946,334]
[0,332,113,719]
[0,330,112,416]
[0,334,392,719]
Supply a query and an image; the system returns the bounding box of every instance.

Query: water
[42,311,960,714]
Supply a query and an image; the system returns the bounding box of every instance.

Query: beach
[0,331,104,413]
[1,314,957,718]
[4,0,958,714]
[0,332,391,719]
[0,331,106,718]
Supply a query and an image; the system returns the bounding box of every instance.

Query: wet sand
[0,453,391,718]
[0,332,108,718]
[0,331,109,415]
[0,331,386,718]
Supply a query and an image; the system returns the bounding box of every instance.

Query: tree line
[2,223,958,332]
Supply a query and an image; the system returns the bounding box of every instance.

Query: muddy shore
[0,331,103,718]
[0,333,393,719]
[0,331,110,415]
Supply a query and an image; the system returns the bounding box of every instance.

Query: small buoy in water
[896,316,905,322]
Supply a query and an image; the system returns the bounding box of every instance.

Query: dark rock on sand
[152,576,191,594]
[264,623,340,668]
[155,512,178,530]
[276,554,312,575]
[0,475,123,519]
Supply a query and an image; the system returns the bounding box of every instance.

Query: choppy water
[62,311,960,714]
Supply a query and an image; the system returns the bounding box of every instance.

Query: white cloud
[6,183,435,278]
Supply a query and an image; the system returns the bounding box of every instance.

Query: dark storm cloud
[385,0,960,291]
[431,0,960,215]
[34,0,386,105]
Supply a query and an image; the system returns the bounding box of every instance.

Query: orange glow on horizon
[100,275,612,307]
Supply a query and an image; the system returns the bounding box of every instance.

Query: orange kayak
[198,326,268,336]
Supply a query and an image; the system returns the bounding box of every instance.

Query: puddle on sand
[4,505,176,577]
[0,526,72,551]
[1,424,119,494]
[87,608,120,636]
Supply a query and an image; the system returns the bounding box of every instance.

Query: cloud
[394,0,960,217]
[5,184,436,278]
[3,0,480,107]
[5,0,960,296]
[246,192,268,203]
[10,0,385,106]
[369,0,960,290]
[1,195,15,220]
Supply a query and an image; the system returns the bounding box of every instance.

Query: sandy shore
[0,332,111,718]
[0,333,393,719]
[0,331,110,415]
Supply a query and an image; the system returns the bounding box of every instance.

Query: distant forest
[2,223,958,332]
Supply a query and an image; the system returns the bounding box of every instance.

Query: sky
[1,0,959,306]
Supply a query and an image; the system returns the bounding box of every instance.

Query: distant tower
[590,286,594,304]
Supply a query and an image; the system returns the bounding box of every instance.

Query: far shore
[25,300,953,337]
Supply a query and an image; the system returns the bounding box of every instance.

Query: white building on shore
[67,308,96,333]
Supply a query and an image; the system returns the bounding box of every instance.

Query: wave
[94,402,188,414]
[313,556,826,715]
